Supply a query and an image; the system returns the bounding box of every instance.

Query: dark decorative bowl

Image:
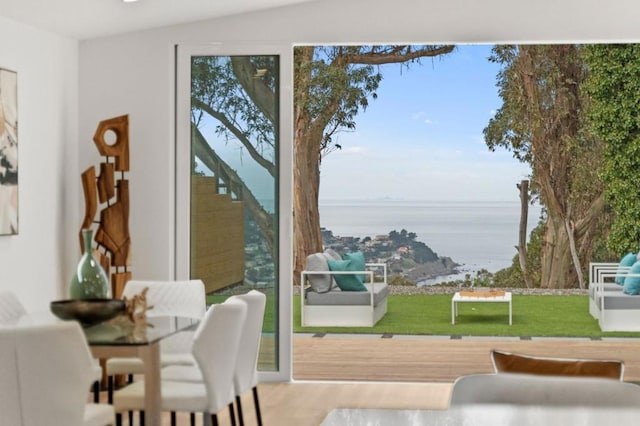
[50,298,126,326]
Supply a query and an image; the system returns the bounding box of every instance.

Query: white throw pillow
[305,253,334,293]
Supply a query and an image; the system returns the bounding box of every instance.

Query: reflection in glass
[189,55,279,371]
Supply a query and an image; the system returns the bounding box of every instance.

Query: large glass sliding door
[176,45,292,381]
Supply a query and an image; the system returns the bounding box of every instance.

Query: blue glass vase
[70,229,110,299]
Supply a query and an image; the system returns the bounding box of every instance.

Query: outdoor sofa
[589,257,640,331]
[300,250,388,327]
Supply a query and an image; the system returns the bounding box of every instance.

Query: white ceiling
[0,0,315,40]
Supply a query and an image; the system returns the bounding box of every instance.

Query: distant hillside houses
[321,227,459,283]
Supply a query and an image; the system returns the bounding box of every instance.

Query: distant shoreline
[319,199,542,278]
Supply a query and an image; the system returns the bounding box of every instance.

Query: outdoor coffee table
[452,291,512,325]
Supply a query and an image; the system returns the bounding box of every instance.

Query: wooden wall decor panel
[97,162,115,203]
[95,250,110,279]
[79,167,97,249]
[92,114,130,172]
[79,115,132,298]
[95,180,130,266]
[112,271,132,300]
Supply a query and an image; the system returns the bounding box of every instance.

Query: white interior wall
[0,16,78,311]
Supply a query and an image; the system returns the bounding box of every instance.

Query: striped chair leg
[235,395,245,426]
[211,414,219,426]
[92,381,100,403]
[253,386,263,426]
[140,410,145,426]
[190,412,196,426]
[171,411,177,426]
[108,376,114,404]
[115,413,122,426]
[229,403,237,426]
[128,411,133,426]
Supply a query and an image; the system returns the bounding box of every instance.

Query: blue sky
[318,44,533,203]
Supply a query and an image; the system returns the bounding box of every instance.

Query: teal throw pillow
[616,252,637,285]
[623,261,640,295]
[327,259,367,291]
[343,251,366,283]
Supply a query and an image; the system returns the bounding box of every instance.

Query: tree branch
[231,57,277,124]
[343,45,456,65]
[192,97,275,177]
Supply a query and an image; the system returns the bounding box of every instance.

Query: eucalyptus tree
[484,44,606,289]
[293,45,455,281]
[190,46,456,284]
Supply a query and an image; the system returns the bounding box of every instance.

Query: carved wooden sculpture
[79,114,132,298]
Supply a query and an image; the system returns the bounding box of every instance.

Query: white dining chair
[449,373,640,407]
[113,298,247,426]
[0,327,23,425]
[11,321,114,426]
[0,289,27,323]
[106,279,206,403]
[161,290,267,426]
[0,290,104,403]
[230,291,266,426]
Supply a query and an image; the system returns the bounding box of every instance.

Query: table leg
[139,342,162,426]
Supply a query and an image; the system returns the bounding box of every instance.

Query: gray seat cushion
[595,291,640,310]
[589,282,623,299]
[306,283,389,306]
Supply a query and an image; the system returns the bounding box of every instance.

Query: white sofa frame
[588,262,629,318]
[589,262,640,331]
[300,263,387,327]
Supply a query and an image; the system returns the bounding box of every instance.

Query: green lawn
[293,294,640,338]
[207,293,640,338]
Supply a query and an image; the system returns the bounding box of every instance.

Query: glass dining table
[84,315,198,426]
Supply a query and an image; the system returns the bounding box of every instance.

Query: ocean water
[319,200,543,285]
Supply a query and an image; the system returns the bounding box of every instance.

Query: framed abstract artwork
[0,68,17,235]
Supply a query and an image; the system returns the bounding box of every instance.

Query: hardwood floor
[109,334,640,425]
[109,381,452,425]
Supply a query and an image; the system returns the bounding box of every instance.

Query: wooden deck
[293,334,640,383]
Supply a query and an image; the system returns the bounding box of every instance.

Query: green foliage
[207,292,276,333]
[388,275,417,286]
[484,45,533,164]
[472,269,494,287]
[485,44,608,288]
[294,46,382,150]
[584,44,640,255]
[191,56,277,156]
[493,219,545,288]
[388,229,438,262]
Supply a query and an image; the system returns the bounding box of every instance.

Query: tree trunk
[517,180,533,288]
[540,214,576,288]
[564,210,585,290]
[293,130,323,286]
